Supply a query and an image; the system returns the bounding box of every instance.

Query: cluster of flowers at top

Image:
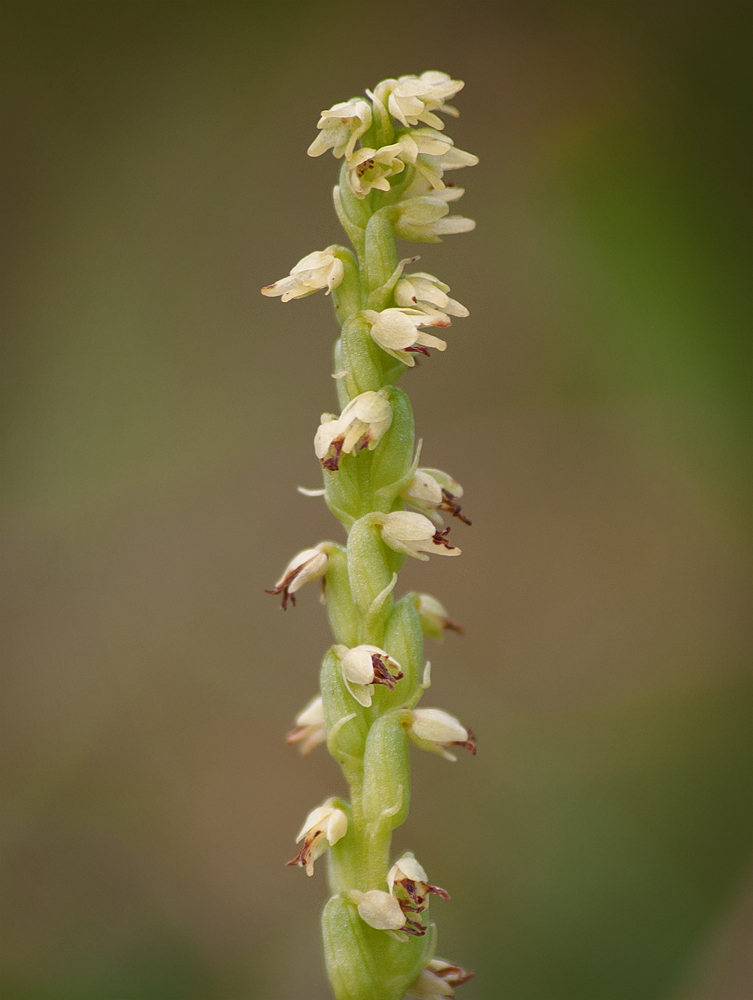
[307,72,478,203]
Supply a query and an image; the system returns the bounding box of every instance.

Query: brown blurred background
[1,2,751,998]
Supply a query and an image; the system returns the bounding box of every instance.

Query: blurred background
[1,2,751,998]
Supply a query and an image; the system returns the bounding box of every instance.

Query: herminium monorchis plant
[263,72,477,1000]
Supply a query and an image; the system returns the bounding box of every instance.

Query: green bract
[263,71,478,1000]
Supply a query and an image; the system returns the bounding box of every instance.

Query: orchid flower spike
[265,543,329,609]
[287,799,348,876]
[264,68,478,997]
[334,644,404,707]
[286,695,327,754]
[314,390,392,472]
[261,247,345,301]
[406,708,476,761]
[380,511,461,561]
[362,308,448,367]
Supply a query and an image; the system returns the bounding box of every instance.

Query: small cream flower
[362,308,448,367]
[374,72,464,130]
[334,644,404,707]
[406,708,476,761]
[314,390,392,471]
[394,128,477,190]
[261,248,344,301]
[401,468,471,525]
[407,959,475,998]
[353,889,407,931]
[379,511,461,561]
[286,800,348,876]
[286,695,327,754]
[265,543,329,610]
[347,144,406,199]
[395,272,469,323]
[393,197,475,242]
[415,594,464,640]
[384,853,450,937]
[307,98,373,160]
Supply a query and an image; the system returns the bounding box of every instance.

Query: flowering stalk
[263,72,477,1000]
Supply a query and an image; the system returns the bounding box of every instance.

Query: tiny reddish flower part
[406,707,476,761]
[346,144,407,199]
[287,800,347,877]
[286,695,327,754]
[314,390,392,472]
[386,854,450,937]
[261,247,344,301]
[334,644,404,708]
[266,543,329,609]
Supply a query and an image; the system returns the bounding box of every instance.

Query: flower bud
[381,595,425,696]
[380,512,461,561]
[321,544,359,648]
[405,708,476,761]
[414,593,463,641]
[365,387,412,493]
[287,799,348,876]
[320,647,368,760]
[347,515,395,617]
[322,894,432,1000]
[362,711,411,833]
